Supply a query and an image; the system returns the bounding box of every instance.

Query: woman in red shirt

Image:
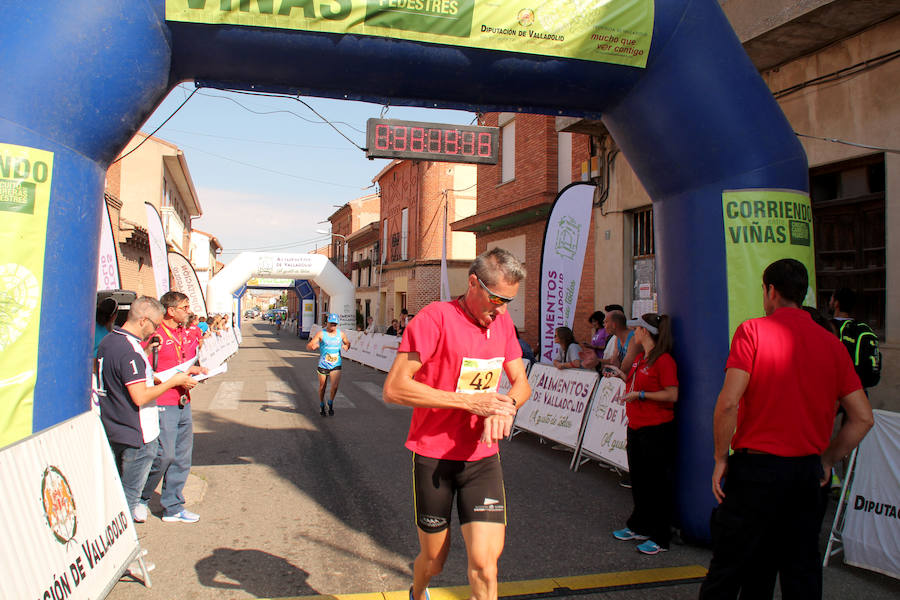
[610,313,678,555]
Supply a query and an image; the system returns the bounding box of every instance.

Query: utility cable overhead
[163,128,349,151]
[111,87,199,163]
[174,142,367,189]
[795,132,900,154]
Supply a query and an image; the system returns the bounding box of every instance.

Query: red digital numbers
[374,124,390,150]
[410,127,425,152]
[368,119,496,163]
[445,130,458,154]
[478,132,492,157]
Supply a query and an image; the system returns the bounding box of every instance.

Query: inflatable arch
[1,1,808,541]
[208,252,355,328]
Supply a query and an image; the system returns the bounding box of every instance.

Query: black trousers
[625,420,676,548]
[699,453,828,600]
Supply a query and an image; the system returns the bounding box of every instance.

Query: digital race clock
[365,118,499,165]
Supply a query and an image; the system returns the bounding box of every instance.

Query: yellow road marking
[266,564,708,600]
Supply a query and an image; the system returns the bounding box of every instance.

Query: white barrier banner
[513,362,597,448]
[842,409,900,579]
[578,376,629,471]
[341,329,399,372]
[0,412,140,599]
[197,329,239,370]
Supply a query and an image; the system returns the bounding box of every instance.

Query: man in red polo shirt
[138,291,206,524]
[700,259,874,599]
[384,248,531,600]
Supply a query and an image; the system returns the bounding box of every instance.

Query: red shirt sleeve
[726,320,756,373]
[397,308,440,364]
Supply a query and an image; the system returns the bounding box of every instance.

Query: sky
[140,83,476,264]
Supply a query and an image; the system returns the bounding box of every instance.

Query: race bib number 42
[456,357,504,394]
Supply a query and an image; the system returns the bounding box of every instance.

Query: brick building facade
[454,113,601,354]
[375,159,477,324]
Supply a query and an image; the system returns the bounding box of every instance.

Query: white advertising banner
[512,362,597,448]
[842,409,900,579]
[168,251,208,318]
[145,202,169,297]
[96,198,120,292]
[538,183,594,363]
[578,376,629,471]
[0,412,140,599]
[340,329,399,373]
[197,328,239,370]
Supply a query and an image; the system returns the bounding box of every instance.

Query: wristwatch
[639,390,646,400]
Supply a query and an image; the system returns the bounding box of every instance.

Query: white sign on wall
[512,362,597,448]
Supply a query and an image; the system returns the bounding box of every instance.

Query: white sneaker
[132,503,148,523]
[162,509,199,523]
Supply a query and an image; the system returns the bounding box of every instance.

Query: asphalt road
[106,321,898,600]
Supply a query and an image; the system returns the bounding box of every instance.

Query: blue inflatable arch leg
[0,0,807,542]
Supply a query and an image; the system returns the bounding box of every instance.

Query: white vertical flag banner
[539,183,594,363]
[168,251,208,318]
[145,202,169,297]
[440,200,451,302]
[96,197,120,292]
[841,409,900,579]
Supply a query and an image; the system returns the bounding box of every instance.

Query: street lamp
[316,229,349,266]
[315,229,347,241]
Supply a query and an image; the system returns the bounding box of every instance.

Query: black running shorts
[316,365,342,375]
[412,453,507,533]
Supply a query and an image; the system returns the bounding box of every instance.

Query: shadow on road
[195,547,317,596]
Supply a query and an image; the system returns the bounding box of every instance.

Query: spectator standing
[584,310,608,358]
[94,297,118,358]
[515,326,535,364]
[183,314,204,360]
[197,316,209,335]
[610,313,678,555]
[398,308,410,336]
[96,296,196,523]
[582,311,636,374]
[829,287,882,392]
[700,259,873,599]
[139,291,206,524]
[552,326,582,370]
[385,319,399,336]
[383,247,531,600]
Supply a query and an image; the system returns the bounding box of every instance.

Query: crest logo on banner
[539,183,594,362]
[41,465,77,545]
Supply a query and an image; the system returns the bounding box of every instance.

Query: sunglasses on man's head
[477,277,514,305]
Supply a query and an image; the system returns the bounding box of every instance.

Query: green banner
[166,0,653,68]
[723,189,817,342]
[0,143,53,447]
